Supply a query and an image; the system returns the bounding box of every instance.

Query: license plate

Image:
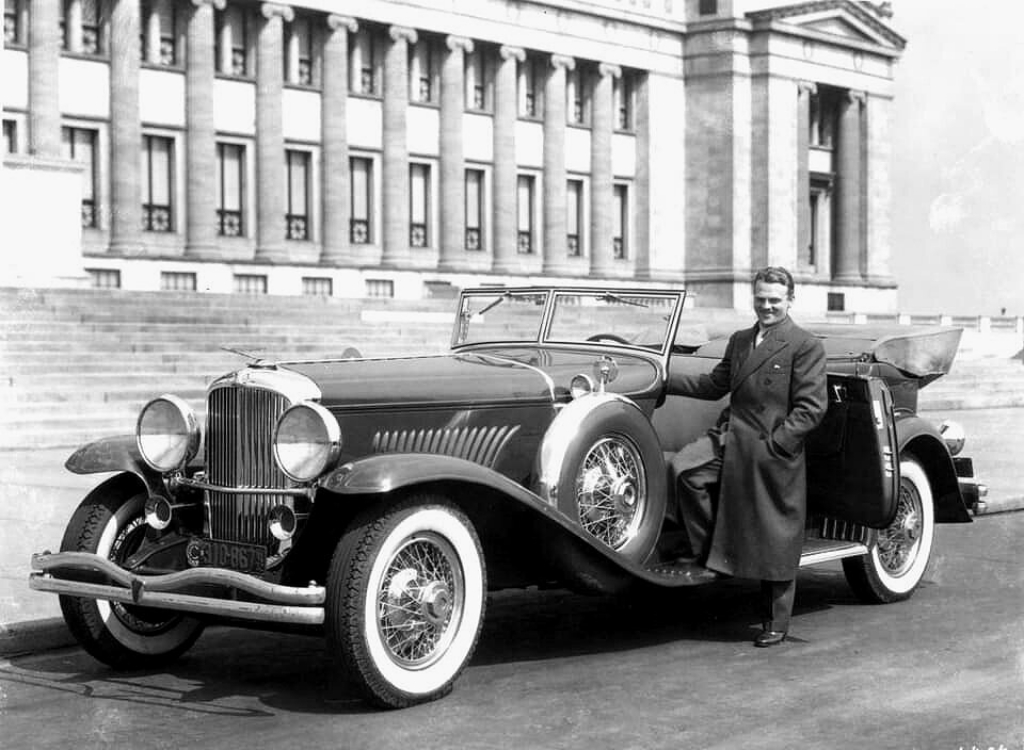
[186,539,267,574]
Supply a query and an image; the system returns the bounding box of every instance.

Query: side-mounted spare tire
[537,393,667,566]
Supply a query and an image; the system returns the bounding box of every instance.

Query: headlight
[939,419,966,456]
[136,395,201,472]
[273,401,342,482]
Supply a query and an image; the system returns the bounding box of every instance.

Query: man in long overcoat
[668,266,827,647]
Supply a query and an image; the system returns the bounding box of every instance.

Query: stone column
[184,0,224,257]
[320,14,358,265]
[66,0,83,54]
[834,89,865,282]
[108,0,142,253]
[865,93,893,284]
[542,53,574,275]
[381,25,416,267]
[439,35,473,270]
[589,62,618,276]
[796,82,816,270]
[492,45,523,272]
[28,0,61,158]
[144,1,161,64]
[255,2,294,262]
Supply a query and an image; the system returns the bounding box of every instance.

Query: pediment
[748,1,906,50]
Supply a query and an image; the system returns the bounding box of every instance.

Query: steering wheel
[587,333,632,345]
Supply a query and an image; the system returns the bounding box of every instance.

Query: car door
[806,373,899,528]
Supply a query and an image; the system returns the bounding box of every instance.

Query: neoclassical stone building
[1,0,905,310]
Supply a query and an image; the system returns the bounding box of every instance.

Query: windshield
[453,288,684,354]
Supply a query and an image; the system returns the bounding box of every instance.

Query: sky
[888,0,1024,315]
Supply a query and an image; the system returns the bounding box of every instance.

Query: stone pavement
[1,407,1021,658]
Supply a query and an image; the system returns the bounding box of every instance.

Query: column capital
[260,3,294,22]
[598,62,621,79]
[797,80,817,95]
[191,0,226,10]
[326,14,357,33]
[389,25,417,44]
[845,89,867,105]
[499,45,525,62]
[550,53,575,71]
[446,35,473,54]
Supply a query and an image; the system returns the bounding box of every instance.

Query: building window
[302,277,332,296]
[409,163,431,248]
[61,126,98,229]
[465,169,484,251]
[161,271,196,291]
[567,179,584,256]
[366,278,394,298]
[4,0,24,46]
[409,37,438,104]
[827,292,845,312]
[287,15,314,85]
[614,72,635,131]
[87,269,121,288]
[613,184,628,259]
[465,46,492,112]
[3,119,16,153]
[216,5,249,76]
[216,142,245,237]
[810,86,840,149]
[142,134,174,232]
[285,149,310,240]
[142,0,177,66]
[234,274,267,294]
[567,67,590,126]
[517,174,535,254]
[699,0,718,15]
[350,156,373,244]
[518,55,542,118]
[62,0,105,55]
[349,26,382,96]
[806,176,833,270]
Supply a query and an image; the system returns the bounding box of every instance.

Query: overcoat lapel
[732,320,791,387]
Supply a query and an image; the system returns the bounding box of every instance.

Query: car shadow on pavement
[2,568,858,717]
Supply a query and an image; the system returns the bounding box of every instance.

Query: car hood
[282,348,661,409]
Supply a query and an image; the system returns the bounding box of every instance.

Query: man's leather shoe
[754,629,787,647]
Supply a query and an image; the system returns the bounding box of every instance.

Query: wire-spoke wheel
[326,496,486,709]
[576,434,647,551]
[843,458,935,603]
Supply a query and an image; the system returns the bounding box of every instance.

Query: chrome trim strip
[799,543,869,567]
[175,475,314,498]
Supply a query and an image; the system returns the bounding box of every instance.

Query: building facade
[1,0,904,309]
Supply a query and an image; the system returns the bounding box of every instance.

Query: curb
[0,617,74,658]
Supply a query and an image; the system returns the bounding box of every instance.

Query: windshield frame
[451,287,686,359]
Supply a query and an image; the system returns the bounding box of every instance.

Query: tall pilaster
[185,0,224,257]
[589,62,618,277]
[381,25,416,267]
[865,93,893,284]
[796,82,815,270]
[438,35,473,270]
[108,0,142,253]
[834,89,865,282]
[28,0,61,157]
[492,45,523,272]
[255,2,294,262]
[542,53,574,275]
[321,14,358,265]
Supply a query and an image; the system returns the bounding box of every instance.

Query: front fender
[895,415,972,523]
[65,435,164,497]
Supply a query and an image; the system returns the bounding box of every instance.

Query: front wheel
[843,458,935,603]
[58,479,205,669]
[326,496,486,709]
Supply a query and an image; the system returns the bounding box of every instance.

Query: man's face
[753,280,792,328]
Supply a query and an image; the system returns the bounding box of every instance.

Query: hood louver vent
[372,425,520,469]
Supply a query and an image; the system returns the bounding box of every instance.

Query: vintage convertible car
[30,287,984,709]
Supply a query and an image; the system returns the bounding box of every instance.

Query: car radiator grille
[205,386,293,548]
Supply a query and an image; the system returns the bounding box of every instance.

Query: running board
[799,541,869,567]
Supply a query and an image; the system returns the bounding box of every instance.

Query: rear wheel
[843,458,935,603]
[58,482,204,669]
[326,496,486,709]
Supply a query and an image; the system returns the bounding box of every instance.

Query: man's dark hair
[753,266,795,299]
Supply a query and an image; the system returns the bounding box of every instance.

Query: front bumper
[30,552,326,626]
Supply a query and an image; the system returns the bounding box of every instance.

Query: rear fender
[895,415,972,523]
[65,435,165,497]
